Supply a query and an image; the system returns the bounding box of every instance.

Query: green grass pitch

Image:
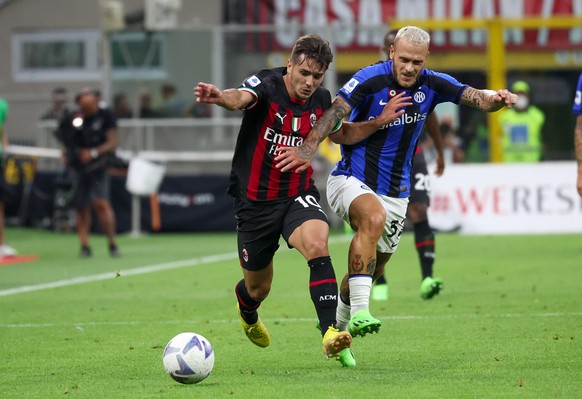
[0,227,580,398]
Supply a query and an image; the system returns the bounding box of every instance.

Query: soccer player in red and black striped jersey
[196,35,398,366]
[195,35,410,366]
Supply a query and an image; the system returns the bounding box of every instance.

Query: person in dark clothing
[55,88,121,258]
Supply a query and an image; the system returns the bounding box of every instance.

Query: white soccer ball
[162,332,215,384]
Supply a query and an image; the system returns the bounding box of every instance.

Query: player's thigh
[376,196,409,254]
[327,174,384,229]
[234,197,284,271]
[284,188,330,258]
[348,193,386,233]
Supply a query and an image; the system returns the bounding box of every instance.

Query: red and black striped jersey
[228,67,332,202]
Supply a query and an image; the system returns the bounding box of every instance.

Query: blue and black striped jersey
[332,60,467,198]
[573,73,582,115]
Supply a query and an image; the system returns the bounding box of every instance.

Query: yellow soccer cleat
[237,304,270,348]
[322,326,352,358]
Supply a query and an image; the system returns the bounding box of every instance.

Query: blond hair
[395,26,430,47]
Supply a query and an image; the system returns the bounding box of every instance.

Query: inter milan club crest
[292,117,301,133]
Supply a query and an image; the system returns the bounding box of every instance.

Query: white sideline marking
[0,235,353,298]
[0,252,238,298]
[1,312,580,329]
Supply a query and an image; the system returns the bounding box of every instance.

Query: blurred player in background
[574,73,582,197]
[0,98,17,257]
[372,29,445,302]
[40,87,69,121]
[194,34,408,367]
[55,88,121,258]
[275,26,517,346]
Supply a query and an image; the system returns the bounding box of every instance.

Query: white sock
[336,295,351,331]
[349,275,373,316]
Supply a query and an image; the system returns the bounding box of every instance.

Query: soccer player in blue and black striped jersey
[276,26,517,343]
[194,34,409,367]
[372,29,446,302]
[573,73,582,197]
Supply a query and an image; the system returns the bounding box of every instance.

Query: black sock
[308,256,338,336]
[413,220,435,279]
[375,274,387,285]
[235,279,259,324]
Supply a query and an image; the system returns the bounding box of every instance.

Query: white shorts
[326,174,409,254]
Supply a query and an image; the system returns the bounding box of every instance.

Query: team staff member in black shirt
[56,88,121,258]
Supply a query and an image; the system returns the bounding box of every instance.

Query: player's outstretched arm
[193,82,254,111]
[331,92,412,145]
[275,96,352,173]
[460,87,517,112]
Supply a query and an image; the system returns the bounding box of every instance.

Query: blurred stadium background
[0,0,581,235]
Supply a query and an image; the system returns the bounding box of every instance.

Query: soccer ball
[162,332,215,384]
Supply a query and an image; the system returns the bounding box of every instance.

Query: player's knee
[303,238,329,259]
[408,203,428,222]
[359,211,386,238]
[247,283,271,302]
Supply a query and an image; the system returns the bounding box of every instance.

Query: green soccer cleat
[322,326,352,358]
[348,308,381,337]
[420,277,444,300]
[372,283,389,301]
[237,303,270,348]
[336,348,356,367]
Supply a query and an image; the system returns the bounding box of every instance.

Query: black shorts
[234,185,329,271]
[409,151,430,206]
[69,168,110,208]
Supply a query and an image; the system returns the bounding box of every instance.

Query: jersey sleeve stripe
[238,87,259,110]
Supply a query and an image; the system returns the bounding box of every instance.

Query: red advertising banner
[243,0,582,51]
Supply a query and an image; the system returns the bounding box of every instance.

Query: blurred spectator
[183,99,212,118]
[497,80,545,162]
[158,83,188,117]
[461,110,489,163]
[112,92,133,119]
[422,118,465,165]
[138,89,159,118]
[40,87,69,120]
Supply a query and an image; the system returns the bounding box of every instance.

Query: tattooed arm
[331,92,412,145]
[275,96,352,173]
[460,87,517,112]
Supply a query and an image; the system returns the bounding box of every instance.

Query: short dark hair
[384,29,399,47]
[290,34,333,70]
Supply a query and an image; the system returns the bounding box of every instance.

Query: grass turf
[0,227,580,398]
